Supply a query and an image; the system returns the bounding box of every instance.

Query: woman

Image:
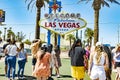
[47,44,58,77]
[54,45,62,77]
[103,45,112,80]
[32,45,51,80]
[88,42,109,80]
[69,39,86,80]
[5,40,18,80]
[31,39,41,73]
[17,42,27,79]
[114,44,120,80]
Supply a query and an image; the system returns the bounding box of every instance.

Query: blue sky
[0,0,120,46]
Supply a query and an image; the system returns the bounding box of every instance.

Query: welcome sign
[40,13,87,35]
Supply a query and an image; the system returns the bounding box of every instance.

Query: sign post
[47,0,62,46]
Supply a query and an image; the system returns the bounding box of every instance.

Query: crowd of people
[69,39,120,80]
[2,39,28,80]
[0,38,120,80]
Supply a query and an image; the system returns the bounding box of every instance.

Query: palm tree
[3,27,7,41]
[66,34,76,48]
[16,32,20,41]
[79,0,120,45]
[25,0,49,39]
[84,27,94,46]
[19,32,26,42]
[7,28,15,40]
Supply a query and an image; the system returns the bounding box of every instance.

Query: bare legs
[115,67,120,80]
[55,67,60,77]
[5,65,7,75]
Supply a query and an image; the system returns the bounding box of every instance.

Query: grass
[0,57,116,80]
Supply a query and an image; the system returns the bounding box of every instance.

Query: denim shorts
[5,55,9,65]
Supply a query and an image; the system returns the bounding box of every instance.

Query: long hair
[48,44,53,53]
[40,45,48,60]
[95,45,103,64]
[69,39,82,56]
[114,44,120,53]
[20,42,24,50]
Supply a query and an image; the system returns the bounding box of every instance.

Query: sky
[0,0,120,46]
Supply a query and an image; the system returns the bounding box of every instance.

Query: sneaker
[21,77,25,79]
[16,77,20,80]
[56,75,60,78]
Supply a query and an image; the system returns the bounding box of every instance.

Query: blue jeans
[7,56,16,79]
[17,59,26,77]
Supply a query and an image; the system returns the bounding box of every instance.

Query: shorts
[32,57,37,66]
[90,65,106,80]
[5,55,9,65]
[71,66,85,79]
[115,62,120,67]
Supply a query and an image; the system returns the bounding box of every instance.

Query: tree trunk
[35,8,41,39]
[54,33,57,47]
[94,9,99,45]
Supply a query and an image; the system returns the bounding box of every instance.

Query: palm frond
[77,0,85,4]
[86,0,91,3]
[101,0,110,7]
[27,0,35,10]
[43,0,49,9]
[78,0,91,4]
[25,0,28,3]
[108,0,120,5]
[30,1,36,12]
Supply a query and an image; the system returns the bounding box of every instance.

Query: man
[3,38,11,76]
[31,39,41,72]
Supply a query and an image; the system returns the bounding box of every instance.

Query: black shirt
[3,43,9,56]
[69,46,86,66]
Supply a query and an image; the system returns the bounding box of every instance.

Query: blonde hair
[115,44,120,53]
[95,45,103,64]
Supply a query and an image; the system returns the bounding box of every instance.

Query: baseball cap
[96,42,102,46]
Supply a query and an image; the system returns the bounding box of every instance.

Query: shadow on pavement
[0,74,36,80]
[60,74,72,78]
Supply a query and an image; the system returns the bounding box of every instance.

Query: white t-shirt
[114,52,120,62]
[6,44,18,56]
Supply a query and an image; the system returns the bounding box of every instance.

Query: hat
[96,42,102,46]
